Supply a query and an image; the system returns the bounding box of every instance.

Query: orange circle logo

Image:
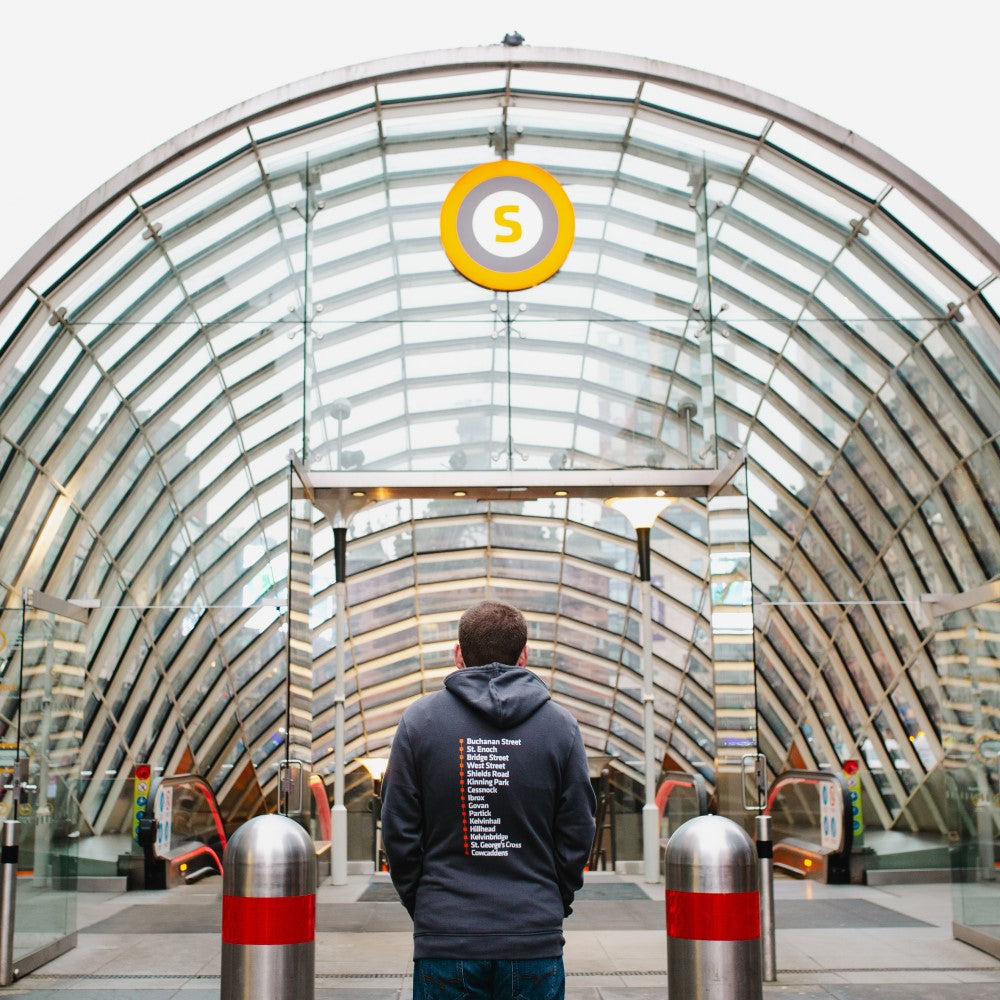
[440,160,575,291]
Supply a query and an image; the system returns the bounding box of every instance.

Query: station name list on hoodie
[459,736,523,856]
[381,658,597,959]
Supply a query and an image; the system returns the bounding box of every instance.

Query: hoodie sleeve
[554,722,597,917]
[381,715,422,917]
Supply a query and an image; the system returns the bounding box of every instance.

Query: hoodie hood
[444,663,551,728]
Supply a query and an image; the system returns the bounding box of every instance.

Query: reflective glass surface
[0,48,997,836]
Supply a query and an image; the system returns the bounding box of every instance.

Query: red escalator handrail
[171,842,224,877]
[150,772,228,854]
[309,773,333,842]
[656,770,710,819]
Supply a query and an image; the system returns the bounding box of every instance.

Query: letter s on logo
[494,205,522,243]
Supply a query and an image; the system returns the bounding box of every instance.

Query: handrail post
[278,759,305,817]
[743,753,776,983]
[755,813,777,982]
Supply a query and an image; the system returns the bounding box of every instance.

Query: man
[381,600,596,1000]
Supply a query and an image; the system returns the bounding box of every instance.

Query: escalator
[141,767,334,888]
[141,773,227,887]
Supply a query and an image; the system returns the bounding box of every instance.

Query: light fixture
[357,756,390,782]
[352,490,366,498]
[554,490,568,497]
[358,756,390,873]
[604,493,674,885]
[453,490,467,497]
[605,495,672,531]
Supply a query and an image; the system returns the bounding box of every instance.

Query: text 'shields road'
[459,737,523,857]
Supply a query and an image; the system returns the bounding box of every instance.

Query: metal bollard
[221,814,317,1000]
[665,814,762,1000]
[755,813,776,982]
[0,821,19,986]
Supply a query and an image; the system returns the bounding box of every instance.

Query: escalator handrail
[148,772,227,856]
[764,768,853,856]
[656,770,710,818]
[309,772,333,842]
[171,841,224,878]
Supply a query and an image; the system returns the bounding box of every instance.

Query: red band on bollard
[666,889,760,941]
[223,893,316,945]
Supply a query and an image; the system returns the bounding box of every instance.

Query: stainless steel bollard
[755,813,776,982]
[665,814,762,1000]
[0,821,19,986]
[221,814,316,1000]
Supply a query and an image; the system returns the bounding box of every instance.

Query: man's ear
[516,644,529,667]
[454,643,466,668]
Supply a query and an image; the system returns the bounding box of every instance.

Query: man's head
[455,600,528,669]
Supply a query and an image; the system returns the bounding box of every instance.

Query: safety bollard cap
[222,813,316,898]
[664,814,758,894]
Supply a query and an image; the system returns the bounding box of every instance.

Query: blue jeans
[413,957,565,1000]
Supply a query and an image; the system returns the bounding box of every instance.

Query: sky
[2,0,998,279]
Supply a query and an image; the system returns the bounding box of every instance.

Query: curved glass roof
[0,47,997,834]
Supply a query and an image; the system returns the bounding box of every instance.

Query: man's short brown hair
[458,601,527,667]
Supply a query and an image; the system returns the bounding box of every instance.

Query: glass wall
[941,608,1000,958]
[11,774,79,972]
[0,607,81,974]
[0,49,996,870]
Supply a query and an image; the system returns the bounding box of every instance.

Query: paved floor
[4,871,999,998]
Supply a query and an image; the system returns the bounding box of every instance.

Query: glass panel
[709,463,757,812]
[0,605,83,968]
[937,605,1000,954]
[10,775,79,963]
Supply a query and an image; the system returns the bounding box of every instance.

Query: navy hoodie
[381,663,596,960]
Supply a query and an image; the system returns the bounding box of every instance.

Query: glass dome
[0,46,997,836]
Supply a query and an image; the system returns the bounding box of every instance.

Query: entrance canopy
[0,47,997,835]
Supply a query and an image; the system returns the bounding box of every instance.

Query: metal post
[331,527,348,885]
[371,779,384,871]
[0,820,19,986]
[637,527,659,884]
[221,814,316,1000]
[691,162,719,468]
[756,813,776,982]
[34,626,55,888]
[665,814,762,1000]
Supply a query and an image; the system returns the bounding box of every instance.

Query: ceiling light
[605,496,673,529]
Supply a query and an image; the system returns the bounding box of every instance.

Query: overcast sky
[2,0,997,279]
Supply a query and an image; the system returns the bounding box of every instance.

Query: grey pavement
[3,872,998,998]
